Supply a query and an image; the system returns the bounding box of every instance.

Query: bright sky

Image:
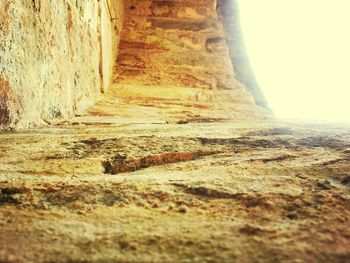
[237,0,350,123]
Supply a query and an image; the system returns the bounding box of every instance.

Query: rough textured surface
[72,0,268,126]
[1,0,349,262]
[0,121,350,262]
[0,0,124,129]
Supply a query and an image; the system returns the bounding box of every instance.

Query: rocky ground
[1,1,350,262]
[0,120,350,262]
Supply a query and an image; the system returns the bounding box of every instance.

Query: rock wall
[0,0,124,129]
[0,0,267,129]
[116,0,231,89]
[217,0,268,108]
[103,0,265,122]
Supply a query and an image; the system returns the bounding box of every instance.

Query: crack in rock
[173,184,245,199]
[103,151,221,174]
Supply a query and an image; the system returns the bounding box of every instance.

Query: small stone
[118,240,130,250]
[341,176,350,185]
[294,199,303,207]
[152,202,159,208]
[343,148,350,154]
[287,213,298,220]
[178,206,187,213]
[316,180,332,190]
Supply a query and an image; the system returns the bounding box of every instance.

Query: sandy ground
[1,120,349,262]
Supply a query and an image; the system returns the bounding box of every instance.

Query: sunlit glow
[237,0,350,123]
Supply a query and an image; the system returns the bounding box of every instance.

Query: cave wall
[0,0,124,128]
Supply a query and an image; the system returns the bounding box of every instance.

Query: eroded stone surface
[0,122,350,262]
[0,0,124,128]
[77,0,268,125]
[1,1,349,262]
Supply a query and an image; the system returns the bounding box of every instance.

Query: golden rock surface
[76,0,267,126]
[0,122,350,262]
[1,0,350,262]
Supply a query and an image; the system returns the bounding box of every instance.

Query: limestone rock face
[0,0,124,129]
[0,0,268,129]
[81,0,268,125]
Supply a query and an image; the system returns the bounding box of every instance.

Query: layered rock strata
[81,0,267,125]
